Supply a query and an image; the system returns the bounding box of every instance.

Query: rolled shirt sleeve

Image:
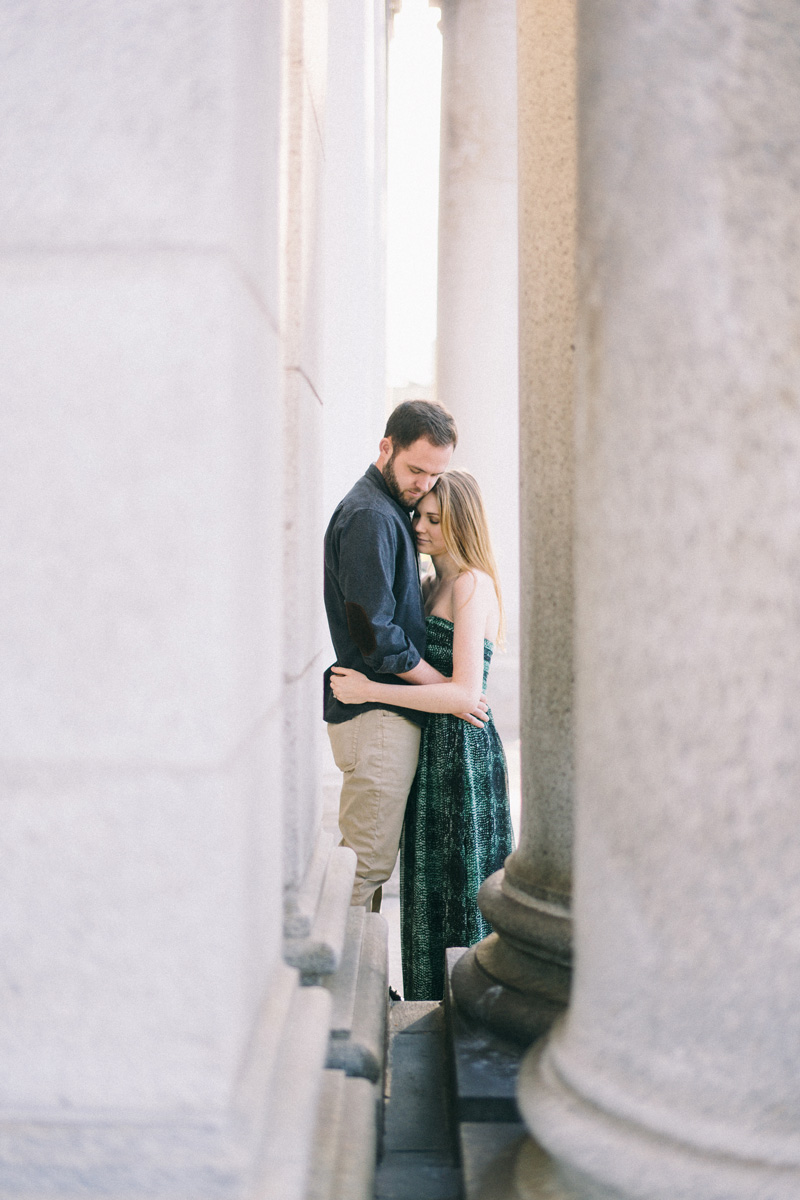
[335,508,422,675]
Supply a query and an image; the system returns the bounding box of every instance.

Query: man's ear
[376,436,393,466]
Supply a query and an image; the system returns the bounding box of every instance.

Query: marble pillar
[517,3,800,1198]
[280,0,329,906]
[322,0,388,526]
[451,0,576,1045]
[435,0,520,649]
[0,1,329,1194]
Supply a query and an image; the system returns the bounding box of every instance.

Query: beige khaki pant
[328,709,422,908]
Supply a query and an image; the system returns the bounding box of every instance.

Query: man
[324,399,482,911]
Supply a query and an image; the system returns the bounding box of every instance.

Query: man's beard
[382,452,417,508]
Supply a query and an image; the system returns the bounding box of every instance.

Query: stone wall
[0,1,387,1195]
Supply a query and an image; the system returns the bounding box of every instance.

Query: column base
[451,870,572,1046]
[471,1135,583,1200]
[518,1036,800,1200]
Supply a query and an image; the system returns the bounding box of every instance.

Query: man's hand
[330,666,373,705]
[456,695,489,729]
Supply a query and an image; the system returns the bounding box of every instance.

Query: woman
[330,469,515,1000]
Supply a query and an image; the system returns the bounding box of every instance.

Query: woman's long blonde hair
[431,469,505,647]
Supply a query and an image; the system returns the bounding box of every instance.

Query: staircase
[376,950,528,1200]
[377,1001,460,1199]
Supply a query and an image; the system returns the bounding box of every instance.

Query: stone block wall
[0,0,387,1195]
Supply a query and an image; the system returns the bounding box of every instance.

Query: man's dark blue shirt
[323,464,426,725]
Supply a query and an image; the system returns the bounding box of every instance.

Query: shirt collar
[365,463,415,517]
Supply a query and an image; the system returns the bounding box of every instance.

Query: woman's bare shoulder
[453,569,493,605]
[454,567,492,591]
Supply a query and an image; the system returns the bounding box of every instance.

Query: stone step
[285,829,336,939]
[288,867,388,1199]
[444,947,524,1124]
[256,976,333,1200]
[443,948,531,1200]
[459,1123,528,1200]
[285,845,358,982]
[383,1003,453,1157]
[306,1069,378,1200]
[373,954,539,1200]
[376,1001,460,1200]
[375,1156,462,1200]
[325,909,389,1085]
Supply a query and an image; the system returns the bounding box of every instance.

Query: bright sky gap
[386,0,443,391]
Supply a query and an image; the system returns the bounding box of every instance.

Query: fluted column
[451,0,576,1044]
[436,0,520,648]
[516,4,800,1198]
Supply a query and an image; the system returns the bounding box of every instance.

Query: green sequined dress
[400,615,515,1001]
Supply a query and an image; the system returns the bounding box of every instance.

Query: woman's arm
[330,572,490,715]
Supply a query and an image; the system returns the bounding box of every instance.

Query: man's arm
[336,508,422,674]
[335,508,487,725]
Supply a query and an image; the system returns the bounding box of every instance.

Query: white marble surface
[280,0,330,897]
[0,255,278,764]
[436,0,520,648]
[321,0,388,526]
[0,1,283,289]
[0,0,320,1192]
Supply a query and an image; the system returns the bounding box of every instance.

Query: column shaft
[520,3,800,1197]
[451,0,577,1044]
[280,0,328,899]
[436,0,520,648]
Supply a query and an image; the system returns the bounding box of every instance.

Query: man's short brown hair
[384,400,458,451]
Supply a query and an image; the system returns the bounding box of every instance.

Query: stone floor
[375,953,528,1200]
[376,1002,461,1200]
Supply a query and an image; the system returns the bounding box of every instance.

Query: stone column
[517,4,800,1198]
[280,0,329,907]
[322,0,388,524]
[0,3,336,1194]
[451,0,576,1044]
[436,0,520,650]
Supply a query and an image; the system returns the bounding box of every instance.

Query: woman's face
[412,492,447,557]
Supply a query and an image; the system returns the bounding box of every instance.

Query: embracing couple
[323,400,514,1001]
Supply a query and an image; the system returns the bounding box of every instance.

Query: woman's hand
[330,666,374,705]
